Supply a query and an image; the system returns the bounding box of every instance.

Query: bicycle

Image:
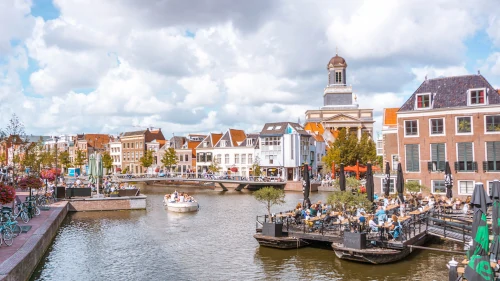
[1,214,21,238]
[0,223,13,246]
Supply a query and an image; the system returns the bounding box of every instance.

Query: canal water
[30,188,460,281]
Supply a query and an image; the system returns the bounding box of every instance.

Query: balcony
[483,161,500,172]
[427,161,445,172]
[454,161,477,172]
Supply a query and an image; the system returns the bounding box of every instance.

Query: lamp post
[54,136,60,185]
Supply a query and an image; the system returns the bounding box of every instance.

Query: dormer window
[275,126,281,130]
[416,93,430,109]
[203,142,207,148]
[469,89,486,105]
[246,139,254,146]
[220,140,226,147]
[267,126,274,130]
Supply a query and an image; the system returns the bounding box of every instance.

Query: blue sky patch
[30,0,60,21]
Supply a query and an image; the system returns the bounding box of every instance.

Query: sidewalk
[0,192,68,281]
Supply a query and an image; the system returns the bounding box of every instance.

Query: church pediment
[323,114,361,122]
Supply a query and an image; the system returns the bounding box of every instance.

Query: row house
[109,138,122,172]
[120,128,165,174]
[383,74,500,197]
[195,133,223,174]
[68,134,111,166]
[156,134,205,174]
[43,135,72,153]
[303,122,327,175]
[259,122,311,181]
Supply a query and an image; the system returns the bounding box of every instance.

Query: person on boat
[368,215,378,232]
[179,192,185,202]
[388,215,401,241]
[309,205,317,217]
[383,196,390,208]
[375,206,386,223]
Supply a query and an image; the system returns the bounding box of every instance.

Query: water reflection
[31,189,456,281]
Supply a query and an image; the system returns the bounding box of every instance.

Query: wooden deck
[427,226,472,243]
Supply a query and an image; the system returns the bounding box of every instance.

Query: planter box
[110,194,119,197]
[118,189,139,197]
[343,232,367,250]
[55,186,66,199]
[65,188,92,198]
[262,222,283,237]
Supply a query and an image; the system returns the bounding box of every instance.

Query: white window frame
[458,180,475,196]
[455,116,473,135]
[467,88,487,106]
[220,140,226,147]
[455,142,475,173]
[380,178,396,194]
[415,93,431,110]
[429,118,445,136]
[404,120,419,137]
[431,180,446,195]
[485,115,500,134]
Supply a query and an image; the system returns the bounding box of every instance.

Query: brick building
[396,74,500,197]
[120,128,165,174]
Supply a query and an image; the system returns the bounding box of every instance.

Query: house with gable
[396,74,500,197]
[211,129,260,177]
[303,122,327,175]
[259,122,310,181]
[195,133,223,174]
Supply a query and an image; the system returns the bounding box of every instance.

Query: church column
[357,126,362,140]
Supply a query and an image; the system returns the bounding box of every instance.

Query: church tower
[323,52,357,109]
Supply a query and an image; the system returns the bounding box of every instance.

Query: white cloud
[411,65,469,81]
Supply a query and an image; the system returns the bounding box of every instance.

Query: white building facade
[109,141,122,172]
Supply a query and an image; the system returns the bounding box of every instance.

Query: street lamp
[54,136,60,185]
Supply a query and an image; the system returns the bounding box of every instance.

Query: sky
[1,0,500,139]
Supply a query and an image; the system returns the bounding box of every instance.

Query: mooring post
[448,257,458,281]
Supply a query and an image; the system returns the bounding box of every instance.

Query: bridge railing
[115,172,286,182]
[428,212,473,244]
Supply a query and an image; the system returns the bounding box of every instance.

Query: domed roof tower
[323,50,356,109]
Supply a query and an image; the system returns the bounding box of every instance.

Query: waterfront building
[303,122,327,175]
[109,138,122,172]
[211,130,260,178]
[304,52,375,140]
[70,134,111,167]
[396,74,500,197]
[194,132,223,175]
[43,135,72,153]
[120,128,165,174]
[374,108,399,193]
[259,122,310,181]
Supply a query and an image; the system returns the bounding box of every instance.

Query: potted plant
[0,182,16,205]
[253,186,285,237]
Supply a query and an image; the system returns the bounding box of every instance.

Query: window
[381,178,395,194]
[123,143,125,148]
[185,154,188,162]
[246,139,254,146]
[248,154,253,164]
[429,143,445,172]
[127,143,130,148]
[432,180,446,194]
[456,142,475,172]
[486,116,500,132]
[206,153,212,162]
[430,118,444,135]
[267,126,274,130]
[485,142,500,172]
[241,154,246,164]
[391,155,399,171]
[405,120,418,136]
[416,94,430,109]
[269,155,274,164]
[225,154,229,164]
[405,144,420,172]
[275,126,282,130]
[197,153,206,162]
[456,116,472,134]
[234,154,240,164]
[459,181,474,195]
[220,140,226,147]
[469,89,485,105]
[335,71,342,83]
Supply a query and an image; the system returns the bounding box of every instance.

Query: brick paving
[0,191,67,264]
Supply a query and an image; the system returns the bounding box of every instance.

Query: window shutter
[438,161,445,171]
[457,142,473,162]
[487,142,500,161]
[466,143,473,162]
[457,143,465,161]
[413,144,420,171]
[454,162,459,171]
[472,162,477,171]
[431,144,438,162]
[483,161,489,172]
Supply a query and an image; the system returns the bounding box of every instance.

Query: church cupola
[327,50,347,86]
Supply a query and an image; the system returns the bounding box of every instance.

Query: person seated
[383,197,390,208]
[368,215,378,232]
[358,212,366,224]
[374,194,379,201]
[309,205,317,217]
[389,215,401,241]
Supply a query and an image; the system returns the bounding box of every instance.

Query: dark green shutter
[458,142,473,171]
[431,143,445,171]
[483,161,489,172]
[406,144,419,172]
[487,142,500,171]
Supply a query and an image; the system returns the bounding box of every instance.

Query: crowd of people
[164,190,196,203]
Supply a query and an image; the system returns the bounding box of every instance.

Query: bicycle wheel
[10,224,21,237]
[34,206,41,216]
[3,228,13,246]
[20,212,29,223]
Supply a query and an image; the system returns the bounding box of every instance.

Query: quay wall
[67,195,147,212]
[0,201,69,281]
[285,182,319,192]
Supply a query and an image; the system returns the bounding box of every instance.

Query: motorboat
[163,194,199,213]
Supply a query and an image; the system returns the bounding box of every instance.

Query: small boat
[163,193,199,212]
[331,243,411,264]
[253,233,308,249]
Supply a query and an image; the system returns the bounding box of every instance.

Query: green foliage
[323,129,378,169]
[101,152,113,170]
[161,147,178,171]
[39,151,54,168]
[405,181,428,196]
[58,151,71,169]
[346,177,361,190]
[376,155,383,166]
[458,119,471,133]
[253,186,285,217]
[21,140,43,172]
[140,150,154,169]
[74,149,86,169]
[208,161,221,173]
[251,156,262,176]
[327,191,372,215]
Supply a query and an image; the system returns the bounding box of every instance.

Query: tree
[405,181,428,196]
[140,150,154,172]
[346,177,361,191]
[39,151,55,169]
[74,149,85,170]
[327,191,372,215]
[101,152,113,172]
[3,114,27,179]
[58,151,71,172]
[21,141,42,173]
[208,161,221,174]
[253,186,285,218]
[358,132,377,164]
[161,147,178,172]
[251,156,262,177]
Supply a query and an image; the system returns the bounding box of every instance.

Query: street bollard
[448,257,458,281]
